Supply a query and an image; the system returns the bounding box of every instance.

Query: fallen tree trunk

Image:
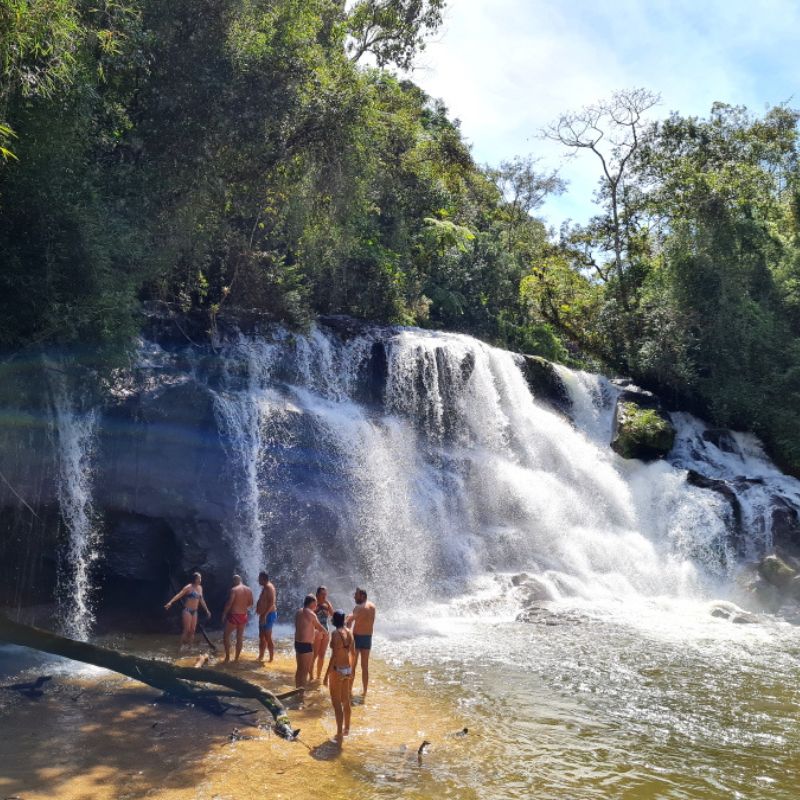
[0,613,298,739]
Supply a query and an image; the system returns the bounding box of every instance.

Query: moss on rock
[611,401,676,461]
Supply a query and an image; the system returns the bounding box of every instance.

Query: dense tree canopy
[1,5,799,473]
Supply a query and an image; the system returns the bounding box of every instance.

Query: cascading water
[198,323,799,607]
[51,387,99,641]
[211,336,285,590]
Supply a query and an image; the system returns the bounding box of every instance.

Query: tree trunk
[0,613,298,738]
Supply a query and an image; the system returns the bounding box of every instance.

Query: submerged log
[0,613,298,739]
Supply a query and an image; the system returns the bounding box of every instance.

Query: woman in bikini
[164,572,211,651]
[323,610,353,743]
[313,586,334,680]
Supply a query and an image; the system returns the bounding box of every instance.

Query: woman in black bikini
[313,585,334,680]
[323,610,353,743]
[164,572,211,651]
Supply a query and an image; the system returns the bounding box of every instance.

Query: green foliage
[345,0,445,70]
[540,99,800,474]
[3,4,798,478]
[612,402,675,461]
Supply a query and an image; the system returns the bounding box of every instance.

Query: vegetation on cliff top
[1,1,800,473]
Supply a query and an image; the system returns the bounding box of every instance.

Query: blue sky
[410,0,800,225]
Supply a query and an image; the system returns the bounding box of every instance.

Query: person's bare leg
[343,680,352,734]
[294,653,304,688]
[360,649,370,699]
[178,614,188,651]
[308,652,316,684]
[234,625,244,661]
[314,632,329,679]
[223,623,233,663]
[350,650,360,699]
[266,630,274,662]
[188,616,198,649]
[331,677,344,743]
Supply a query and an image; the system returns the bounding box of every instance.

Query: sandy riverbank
[0,638,476,800]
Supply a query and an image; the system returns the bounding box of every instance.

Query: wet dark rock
[518,355,571,415]
[685,470,744,554]
[614,384,662,411]
[771,499,800,553]
[708,601,758,624]
[364,341,389,406]
[611,400,676,461]
[702,428,739,454]
[318,315,381,340]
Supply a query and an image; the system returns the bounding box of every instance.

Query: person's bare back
[229,583,254,614]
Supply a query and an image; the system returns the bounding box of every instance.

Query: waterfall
[211,336,284,589]
[197,324,800,607]
[51,387,99,640]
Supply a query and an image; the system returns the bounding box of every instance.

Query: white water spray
[52,388,99,640]
[197,323,800,609]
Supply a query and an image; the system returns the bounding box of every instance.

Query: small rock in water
[708,601,758,624]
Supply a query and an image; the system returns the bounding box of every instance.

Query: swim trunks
[259,610,277,631]
[227,612,248,627]
[354,634,372,650]
[294,641,313,654]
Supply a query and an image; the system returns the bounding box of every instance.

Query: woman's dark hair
[191,572,202,583]
[259,571,269,582]
[316,586,327,597]
[332,610,346,629]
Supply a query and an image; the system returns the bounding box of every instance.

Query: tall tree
[545,88,659,311]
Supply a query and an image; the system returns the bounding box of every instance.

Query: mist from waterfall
[205,324,798,607]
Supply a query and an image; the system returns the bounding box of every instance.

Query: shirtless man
[346,587,376,700]
[221,574,254,663]
[256,571,277,663]
[294,594,326,688]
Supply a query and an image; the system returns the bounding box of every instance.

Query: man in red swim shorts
[221,574,254,663]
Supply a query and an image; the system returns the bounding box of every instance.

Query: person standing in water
[294,594,326,687]
[323,610,353,745]
[164,572,211,652]
[347,587,376,700]
[221,574,254,663]
[256,571,277,663]
[313,586,334,680]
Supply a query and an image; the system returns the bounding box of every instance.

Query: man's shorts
[354,634,372,651]
[294,641,313,654]
[227,612,248,627]
[259,610,277,631]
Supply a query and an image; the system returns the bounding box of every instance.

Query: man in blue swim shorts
[346,587,376,700]
[256,571,277,663]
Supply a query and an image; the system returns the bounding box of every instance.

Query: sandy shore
[0,639,476,800]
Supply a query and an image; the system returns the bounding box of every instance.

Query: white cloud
[410,0,800,223]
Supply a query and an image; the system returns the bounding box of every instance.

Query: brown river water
[2,590,800,800]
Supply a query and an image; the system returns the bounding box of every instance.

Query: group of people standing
[164,571,376,743]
